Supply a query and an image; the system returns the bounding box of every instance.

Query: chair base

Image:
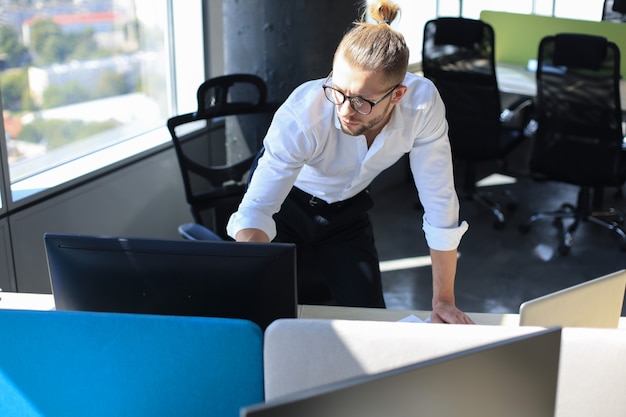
[457,157,521,230]
[462,189,518,230]
[519,188,626,254]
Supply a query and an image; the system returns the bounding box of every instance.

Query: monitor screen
[44,233,297,330]
[242,327,562,417]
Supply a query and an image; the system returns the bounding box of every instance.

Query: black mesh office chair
[519,34,626,254]
[167,74,277,239]
[422,17,533,229]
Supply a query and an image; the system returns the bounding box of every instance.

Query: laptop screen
[519,269,626,328]
[242,327,562,417]
[44,233,297,330]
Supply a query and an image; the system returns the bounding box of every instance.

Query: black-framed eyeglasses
[322,74,400,115]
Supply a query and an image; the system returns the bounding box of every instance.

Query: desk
[496,62,537,97]
[298,304,626,329]
[300,304,521,326]
[3,294,624,328]
[0,292,55,310]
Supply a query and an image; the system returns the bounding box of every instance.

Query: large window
[0,0,203,205]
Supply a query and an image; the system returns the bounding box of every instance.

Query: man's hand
[429,248,474,324]
[235,228,270,242]
[430,300,475,324]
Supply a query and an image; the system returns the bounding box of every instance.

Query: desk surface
[496,63,537,97]
[2,293,623,329]
[299,304,626,329]
[299,304,522,326]
[0,293,520,325]
[0,292,55,311]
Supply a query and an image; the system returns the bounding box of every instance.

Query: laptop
[44,233,297,330]
[241,327,562,417]
[519,269,626,328]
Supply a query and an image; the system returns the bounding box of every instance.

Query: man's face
[329,58,403,139]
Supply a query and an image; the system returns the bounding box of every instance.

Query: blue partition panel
[0,309,264,417]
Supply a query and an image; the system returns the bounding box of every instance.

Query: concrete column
[223,0,358,103]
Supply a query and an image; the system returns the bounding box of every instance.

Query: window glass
[392,0,605,67]
[1,0,171,199]
[393,0,437,65]
[554,0,605,20]
[461,0,534,18]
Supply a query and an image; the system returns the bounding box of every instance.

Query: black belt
[291,187,367,209]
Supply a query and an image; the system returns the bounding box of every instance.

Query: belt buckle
[308,195,319,207]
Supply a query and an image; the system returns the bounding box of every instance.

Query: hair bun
[367,0,399,25]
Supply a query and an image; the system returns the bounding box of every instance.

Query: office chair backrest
[167,74,276,237]
[530,33,623,186]
[196,73,267,117]
[422,17,502,160]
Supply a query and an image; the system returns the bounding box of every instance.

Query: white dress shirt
[226,72,468,250]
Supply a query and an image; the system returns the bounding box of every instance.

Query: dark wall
[223,0,359,103]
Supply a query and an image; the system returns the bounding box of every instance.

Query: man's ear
[390,85,408,104]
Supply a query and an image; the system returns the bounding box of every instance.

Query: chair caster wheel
[558,244,571,255]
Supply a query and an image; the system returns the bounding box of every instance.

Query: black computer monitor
[44,233,297,330]
[242,327,562,417]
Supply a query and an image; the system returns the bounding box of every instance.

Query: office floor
[370,142,626,317]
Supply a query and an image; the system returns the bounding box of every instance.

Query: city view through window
[1,0,169,191]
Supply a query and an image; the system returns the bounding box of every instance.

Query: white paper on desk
[398,314,431,323]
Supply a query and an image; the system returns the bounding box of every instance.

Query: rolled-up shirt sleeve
[422,215,469,251]
[226,195,281,241]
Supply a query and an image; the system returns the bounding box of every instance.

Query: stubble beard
[338,100,392,138]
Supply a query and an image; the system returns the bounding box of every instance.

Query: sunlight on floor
[476,173,517,187]
[380,252,461,272]
[379,256,432,272]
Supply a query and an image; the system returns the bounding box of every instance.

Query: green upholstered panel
[480,11,626,77]
[0,310,264,417]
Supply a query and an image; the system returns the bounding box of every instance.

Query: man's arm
[429,248,475,324]
[235,228,270,243]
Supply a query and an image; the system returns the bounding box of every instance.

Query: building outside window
[0,0,203,206]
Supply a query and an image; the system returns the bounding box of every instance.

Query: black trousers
[273,187,386,308]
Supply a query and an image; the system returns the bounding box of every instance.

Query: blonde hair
[335,0,409,85]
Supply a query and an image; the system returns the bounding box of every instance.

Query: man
[227,0,473,324]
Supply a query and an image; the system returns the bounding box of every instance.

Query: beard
[337,100,392,138]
